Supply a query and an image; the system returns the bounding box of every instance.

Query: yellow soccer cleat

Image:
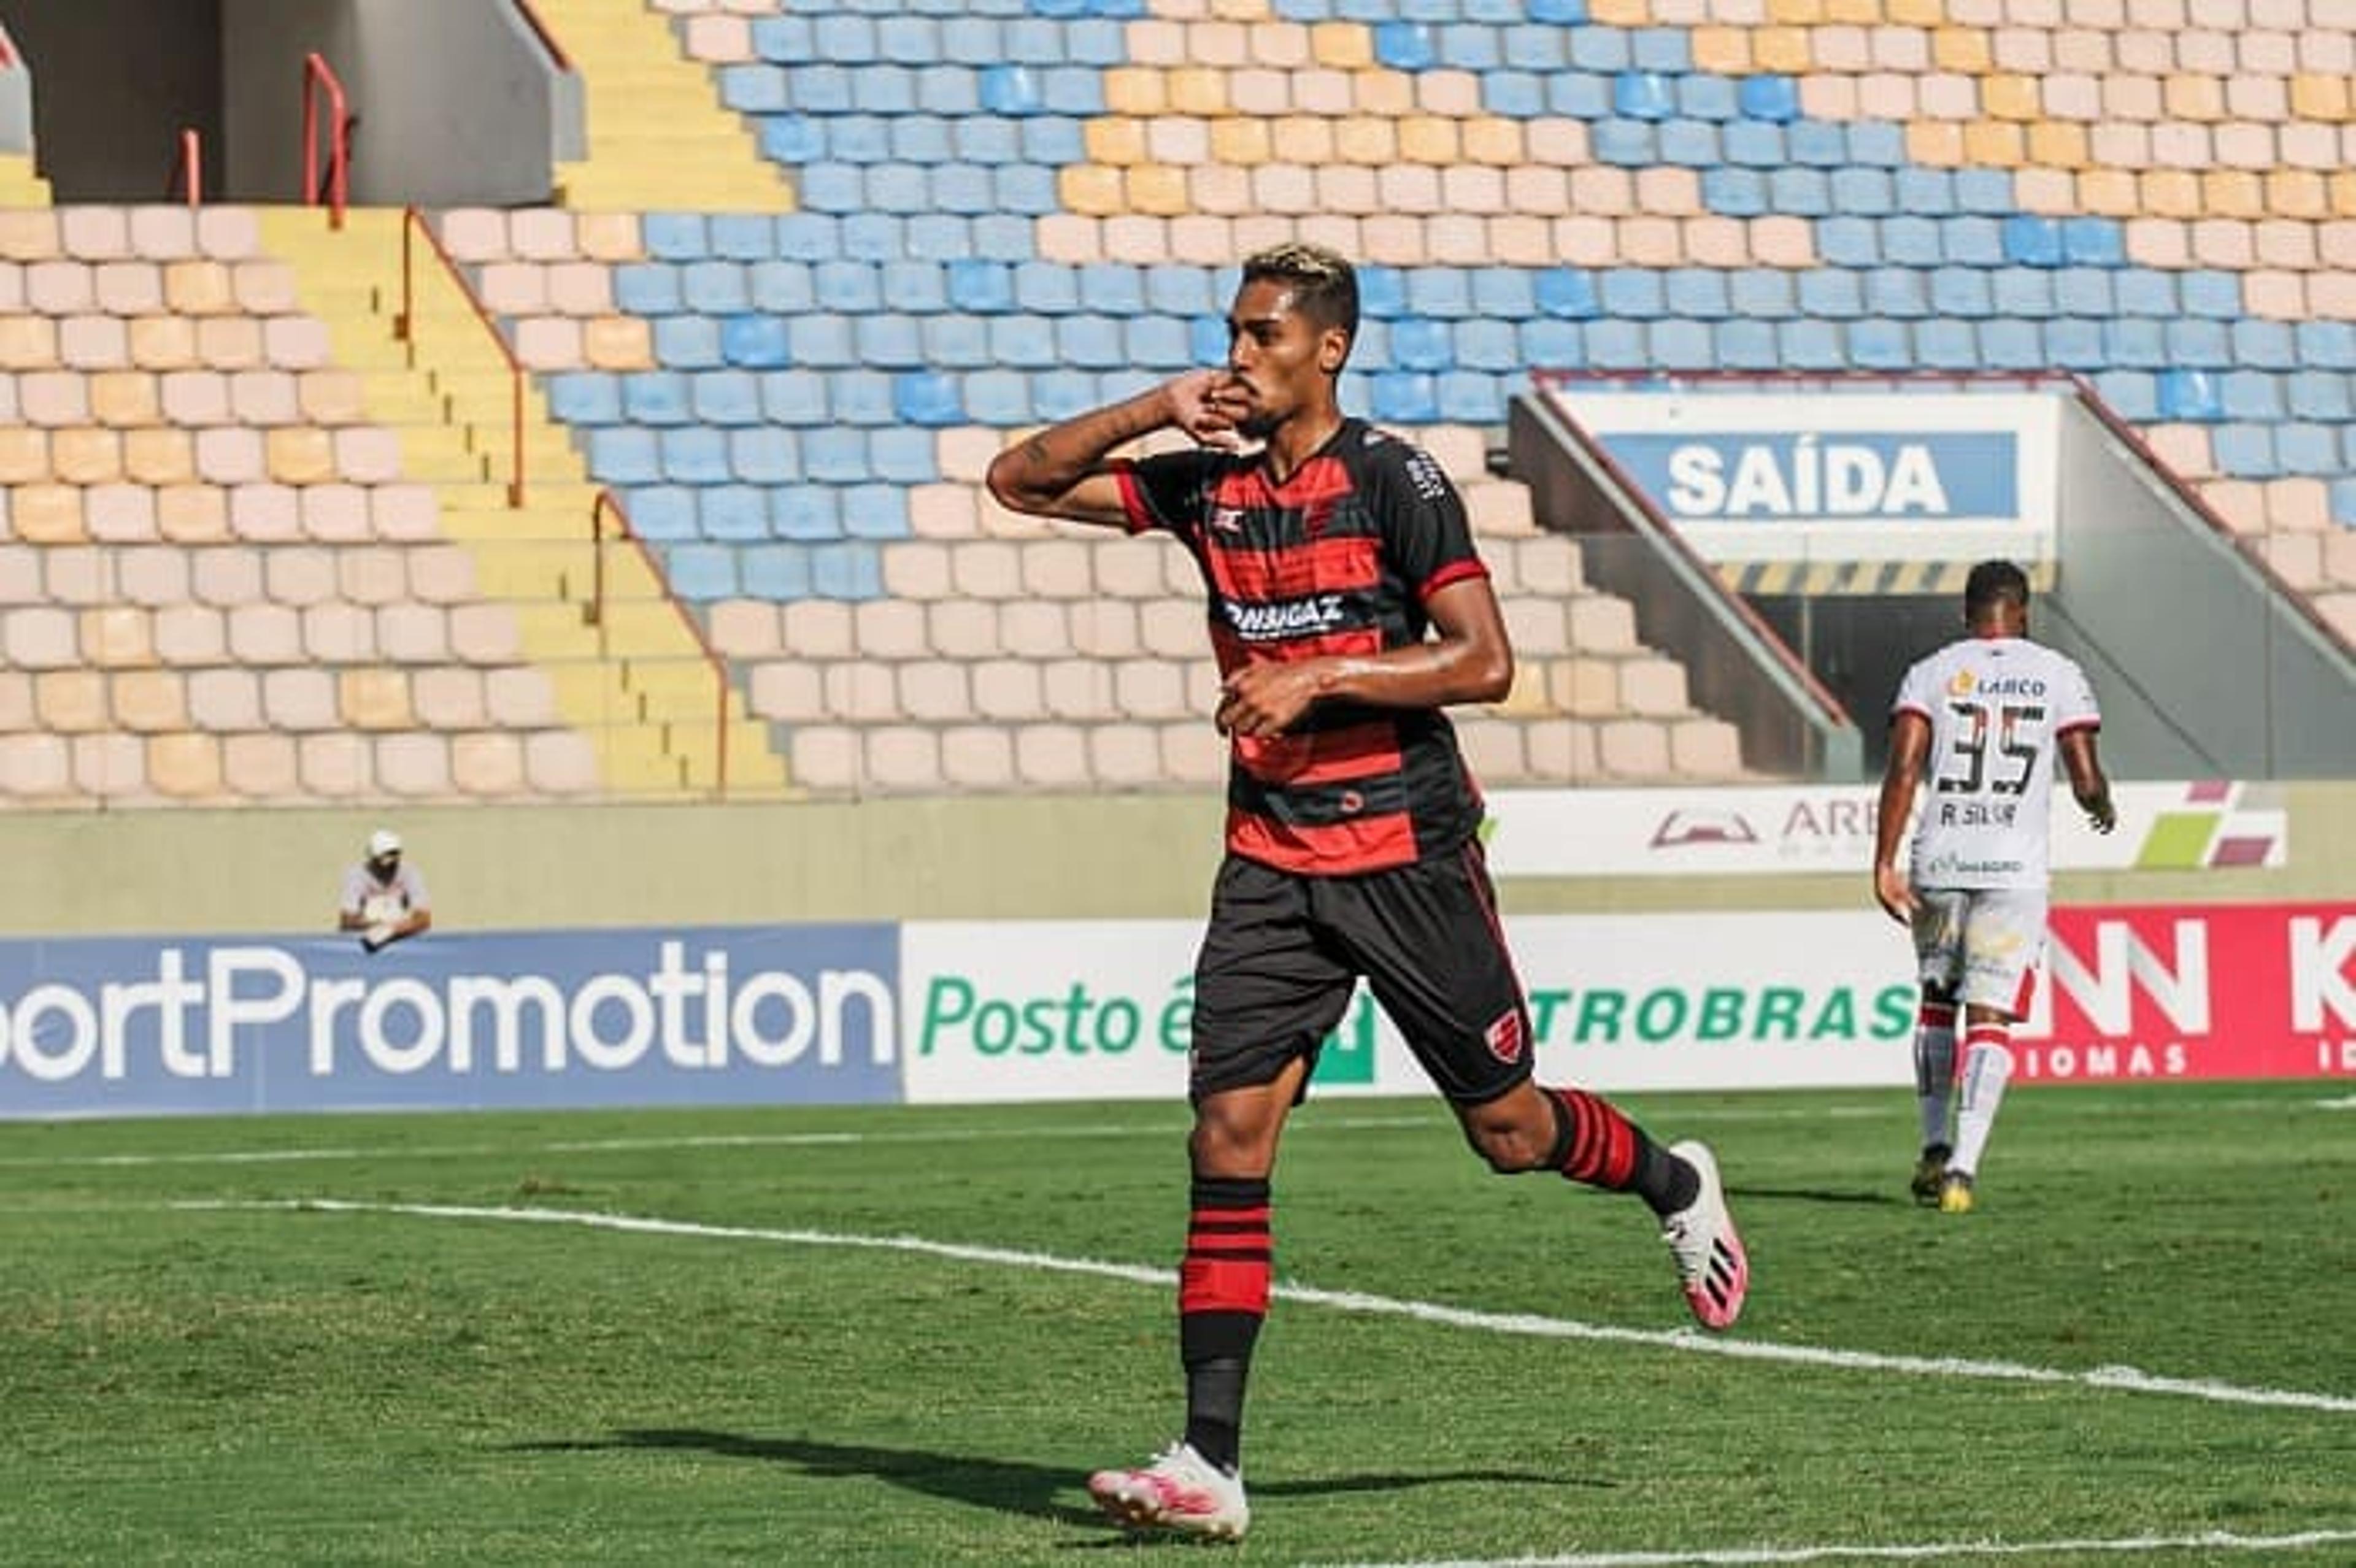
[1938,1172,1976,1215]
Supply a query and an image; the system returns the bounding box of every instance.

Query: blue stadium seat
[947,259,1018,313]
[1779,319,1844,370]
[894,370,965,426]
[829,369,896,426]
[2043,318,2104,369]
[1714,318,1779,370]
[2053,269,2113,316]
[964,368,1031,425]
[1944,216,2004,267]
[1568,26,1626,69]
[1590,118,1657,165]
[2092,371,2157,422]
[2233,318,2298,370]
[1785,120,1848,166]
[1812,215,1876,267]
[1796,269,1862,318]
[2211,424,2275,475]
[662,428,732,485]
[1979,319,2043,370]
[2168,319,2231,367]
[642,214,707,262]
[2220,371,2285,421]
[842,213,906,263]
[1370,372,1441,423]
[1126,315,1194,370]
[1079,264,1147,317]
[653,316,723,370]
[771,488,840,542]
[811,542,884,602]
[889,114,954,165]
[590,428,661,486]
[1521,318,1582,368]
[923,313,992,369]
[2289,371,2354,421]
[693,372,763,428]
[1657,120,1722,167]
[2182,271,2242,319]
[720,65,789,115]
[816,13,880,63]
[2297,321,2356,369]
[1880,217,1942,267]
[1664,268,1730,319]
[1768,167,1832,216]
[1701,167,1766,218]
[785,66,855,115]
[1930,267,1992,318]
[2103,317,2168,368]
[804,429,870,484]
[1533,267,1598,319]
[869,427,938,483]
[1057,313,1127,369]
[1373,21,1438,70]
[681,261,750,314]
[990,314,1059,369]
[665,544,738,602]
[1830,167,1895,214]
[1438,22,1504,69]
[739,544,813,601]
[1481,71,1546,118]
[2328,478,2356,526]
[796,163,865,215]
[614,264,682,316]
[624,372,693,426]
[1728,269,1794,319]
[856,313,925,369]
[760,371,829,427]
[1390,317,1453,372]
[2276,421,2338,475]
[1849,319,1912,371]
[1677,74,1738,121]
[2001,215,2064,267]
[842,484,910,540]
[1014,261,1081,313]
[1544,70,1610,119]
[1990,267,2056,318]
[1613,70,1674,120]
[1585,318,1647,368]
[1892,167,1956,216]
[2061,217,2125,267]
[1865,269,1928,318]
[701,486,771,541]
[877,14,945,64]
[1599,269,1665,318]
[1915,318,1979,371]
[774,215,841,264]
[709,214,777,262]
[624,486,695,542]
[1456,318,1522,372]
[1736,74,1799,123]
[1647,318,1712,368]
[546,374,620,426]
[724,314,796,370]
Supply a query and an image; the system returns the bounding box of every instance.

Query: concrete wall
[222,0,574,208]
[0,0,221,198]
[3,784,2347,941]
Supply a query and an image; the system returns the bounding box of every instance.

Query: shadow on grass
[509,1428,1590,1532]
[1728,1184,1904,1207]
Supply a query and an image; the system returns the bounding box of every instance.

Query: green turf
[1,1082,2349,1565]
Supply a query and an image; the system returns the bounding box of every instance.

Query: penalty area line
[174,1197,2356,1418]
[1317,1525,2356,1567]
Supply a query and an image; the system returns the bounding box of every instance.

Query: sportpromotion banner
[4,906,2345,1118]
[901,902,2355,1102]
[0,924,901,1118]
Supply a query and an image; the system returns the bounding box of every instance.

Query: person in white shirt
[338,828,431,953]
[1871,560,2115,1213]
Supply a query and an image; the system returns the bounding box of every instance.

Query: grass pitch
[1,1082,2349,1565]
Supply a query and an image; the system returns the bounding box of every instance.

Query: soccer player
[985,242,1749,1543]
[337,828,432,953]
[1871,559,2116,1214]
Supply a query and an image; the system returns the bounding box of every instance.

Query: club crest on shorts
[1482,1009,1525,1064]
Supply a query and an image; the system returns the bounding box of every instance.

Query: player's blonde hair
[1240,241,1360,356]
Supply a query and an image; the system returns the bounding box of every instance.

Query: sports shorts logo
[1482,1009,1525,1064]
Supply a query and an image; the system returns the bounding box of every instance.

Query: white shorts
[1909,886,2048,1017]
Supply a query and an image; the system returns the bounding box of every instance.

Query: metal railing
[592,488,733,794]
[397,205,526,508]
[167,128,201,207]
[300,52,350,228]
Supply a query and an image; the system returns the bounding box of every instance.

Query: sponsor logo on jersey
[1947,669,2050,700]
[1209,505,1246,534]
[1482,1007,1525,1064]
[1220,593,1349,640]
[1403,448,1450,502]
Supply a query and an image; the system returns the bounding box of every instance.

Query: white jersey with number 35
[1895,635,2100,891]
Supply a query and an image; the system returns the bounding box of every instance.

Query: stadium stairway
[530,0,793,214]
[0,152,48,207]
[255,206,792,797]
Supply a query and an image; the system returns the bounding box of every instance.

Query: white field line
[1320,1525,2356,1567]
[178,1197,2356,1418]
[7,1088,2342,1170]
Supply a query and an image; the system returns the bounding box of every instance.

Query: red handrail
[167,128,202,206]
[511,0,572,71]
[398,205,526,507]
[301,52,350,228]
[592,488,733,795]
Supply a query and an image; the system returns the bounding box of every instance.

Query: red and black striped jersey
[1112,418,1491,876]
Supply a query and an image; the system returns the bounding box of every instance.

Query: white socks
[1914,1002,1957,1149]
[1950,1026,2015,1177]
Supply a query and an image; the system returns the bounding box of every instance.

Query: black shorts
[1189,842,1534,1107]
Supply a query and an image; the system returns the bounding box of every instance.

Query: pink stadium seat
[146,732,224,799]
[377,603,453,664]
[523,729,600,794]
[449,603,523,664]
[151,604,227,665]
[128,314,196,371]
[222,731,301,798]
[110,668,187,731]
[450,731,525,797]
[0,426,47,483]
[227,481,301,540]
[231,261,299,315]
[787,726,858,792]
[230,369,300,426]
[333,426,402,483]
[94,261,163,315]
[0,733,72,798]
[263,545,337,607]
[940,725,1015,789]
[1598,720,1673,779]
[265,425,336,485]
[187,668,262,731]
[84,483,158,543]
[194,315,263,369]
[156,483,228,542]
[302,602,375,663]
[35,668,108,730]
[58,314,129,369]
[299,483,372,541]
[297,732,371,797]
[297,369,366,426]
[89,369,160,427]
[164,259,235,316]
[127,205,195,260]
[410,666,486,728]
[50,426,123,485]
[485,666,560,726]
[26,260,93,313]
[262,315,330,370]
[10,483,85,544]
[0,312,60,368]
[6,605,76,670]
[123,427,196,486]
[374,731,450,795]
[864,726,945,791]
[194,207,259,261]
[1015,724,1090,788]
[72,732,147,798]
[263,666,337,730]
[747,659,820,721]
[228,603,305,667]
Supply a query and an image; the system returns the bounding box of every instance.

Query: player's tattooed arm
[986,371,1241,527]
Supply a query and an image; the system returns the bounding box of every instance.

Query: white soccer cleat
[1662,1140,1749,1331]
[1087,1441,1250,1540]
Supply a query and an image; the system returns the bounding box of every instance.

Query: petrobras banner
[0,924,900,1118]
[1547,389,2058,563]
[898,902,2354,1099]
[1484,780,2288,878]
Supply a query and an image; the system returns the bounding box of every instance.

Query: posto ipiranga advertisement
[0,905,2346,1117]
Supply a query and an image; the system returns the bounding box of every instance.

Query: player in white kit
[1871,561,2115,1213]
